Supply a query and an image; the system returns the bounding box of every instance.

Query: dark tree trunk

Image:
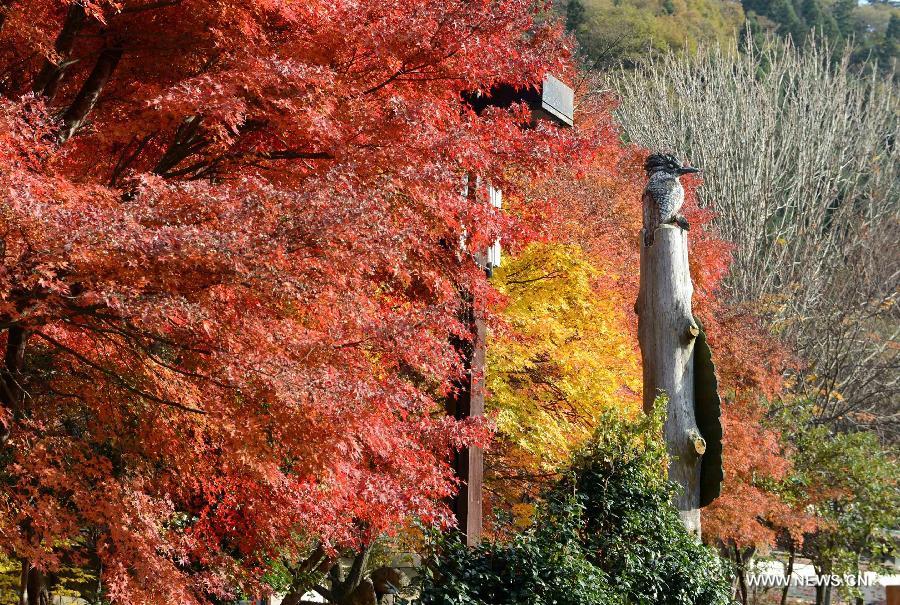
[343,547,370,597]
[0,2,9,33]
[59,46,122,142]
[733,544,749,605]
[1,325,27,442]
[280,592,302,605]
[18,559,27,605]
[280,545,336,605]
[32,3,87,99]
[25,566,51,605]
[781,540,796,605]
[729,544,756,605]
[813,560,832,605]
[331,547,371,604]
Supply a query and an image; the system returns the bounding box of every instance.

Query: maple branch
[504,271,563,285]
[119,0,182,13]
[358,6,479,97]
[342,545,370,596]
[311,586,334,602]
[162,146,334,181]
[163,158,216,179]
[253,149,334,161]
[292,544,327,574]
[62,314,213,355]
[109,133,156,186]
[46,384,88,404]
[361,68,411,96]
[33,331,206,415]
[361,55,450,97]
[190,148,334,179]
[59,320,226,390]
[281,545,339,605]
[59,45,123,142]
[151,109,333,180]
[143,349,231,389]
[32,3,87,100]
[77,322,232,389]
[153,115,207,176]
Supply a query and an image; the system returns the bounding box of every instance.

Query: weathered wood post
[636,223,705,536]
[636,199,724,537]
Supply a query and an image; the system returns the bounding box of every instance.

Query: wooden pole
[636,224,705,536]
[445,171,485,546]
[451,75,572,545]
[446,300,485,547]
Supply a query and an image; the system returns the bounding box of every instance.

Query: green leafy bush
[419,407,732,604]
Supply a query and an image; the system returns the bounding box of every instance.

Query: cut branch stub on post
[636,224,703,536]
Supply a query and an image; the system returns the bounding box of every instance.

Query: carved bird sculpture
[642,153,700,247]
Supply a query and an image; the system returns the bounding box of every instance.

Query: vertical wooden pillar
[636,224,705,536]
[451,74,571,546]
[445,172,486,546]
[445,174,493,546]
[447,311,485,547]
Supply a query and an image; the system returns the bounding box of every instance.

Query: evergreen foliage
[560,0,745,68]
[743,0,899,67]
[419,406,733,605]
[562,0,899,69]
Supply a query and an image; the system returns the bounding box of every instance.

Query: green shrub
[419,407,732,604]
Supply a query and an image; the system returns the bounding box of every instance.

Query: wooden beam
[447,303,485,546]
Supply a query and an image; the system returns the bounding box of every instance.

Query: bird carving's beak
[678,166,701,175]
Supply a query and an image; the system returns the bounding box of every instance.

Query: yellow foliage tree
[487,243,642,491]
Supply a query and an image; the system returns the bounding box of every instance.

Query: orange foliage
[0,2,584,602]
[496,87,810,551]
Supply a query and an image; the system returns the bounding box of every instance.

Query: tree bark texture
[1,325,27,443]
[32,2,86,99]
[25,565,50,605]
[781,541,796,605]
[280,545,334,605]
[18,559,27,605]
[636,224,703,536]
[59,46,122,143]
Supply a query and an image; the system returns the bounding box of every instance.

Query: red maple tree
[0,1,584,602]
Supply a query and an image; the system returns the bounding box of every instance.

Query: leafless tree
[610,37,900,439]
